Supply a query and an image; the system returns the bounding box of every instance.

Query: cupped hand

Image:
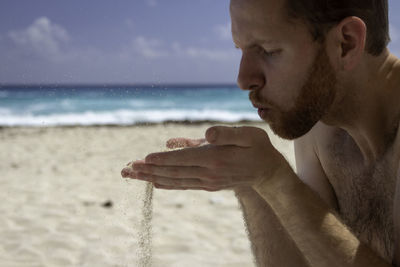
[121,126,285,191]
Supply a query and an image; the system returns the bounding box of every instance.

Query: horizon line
[0,83,239,89]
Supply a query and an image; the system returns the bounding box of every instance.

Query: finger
[205,126,268,147]
[133,162,253,185]
[121,167,137,178]
[145,145,222,166]
[153,183,216,191]
[136,172,206,188]
[154,183,234,192]
[124,159,144,168]
[132,163,210,179]
[166,138,207,149]
[137,172,245,191]
[121,159,144,177]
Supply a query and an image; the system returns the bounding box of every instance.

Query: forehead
[230,0,291,45]
[230,0,286,19]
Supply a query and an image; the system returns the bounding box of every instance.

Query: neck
[322,50,400,166]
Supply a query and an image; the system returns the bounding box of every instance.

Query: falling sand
[137,182,154,267]
[132,138,208,266]
[122,161,155,267]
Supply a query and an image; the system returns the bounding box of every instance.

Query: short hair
[284,0,390,56]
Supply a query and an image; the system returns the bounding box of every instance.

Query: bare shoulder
[294,121,339,166]
[294,122,339,210]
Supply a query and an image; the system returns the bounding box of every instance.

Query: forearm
[254,161,391,267]
[235,186,309,267]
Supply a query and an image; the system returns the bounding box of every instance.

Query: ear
[328,16,367,71]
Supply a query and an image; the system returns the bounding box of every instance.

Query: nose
[237,50,265,91]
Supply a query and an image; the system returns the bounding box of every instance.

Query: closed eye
[233,44,281,57]
[263,48,282,57]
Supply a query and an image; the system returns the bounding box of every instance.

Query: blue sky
[0,0,399,84]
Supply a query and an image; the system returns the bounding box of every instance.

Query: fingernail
[121,167,131,178]
[121,167,137,178]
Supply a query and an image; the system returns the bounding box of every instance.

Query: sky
[0,0,399,85]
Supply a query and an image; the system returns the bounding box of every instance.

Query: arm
[124,126,392,266]
[253,158,391,267]
[235,132,388,267]
[234,133,338,267]
[235,186,309,266]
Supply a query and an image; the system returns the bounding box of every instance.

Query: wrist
[254,151,289,187]
[253,157,295,197]
[233,186,254,196]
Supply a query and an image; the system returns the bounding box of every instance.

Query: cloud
[133,36,169,59]
[145,0,157,7]
[127,37,238,61]
[184,47,237,60]
[1,20,240,84]
[8,17,70,59]
[214,22,232,41]
[172,42,237,61]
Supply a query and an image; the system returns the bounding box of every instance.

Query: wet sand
[0,122,294,267]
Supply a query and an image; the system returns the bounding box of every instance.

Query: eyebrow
[233,39,277,49]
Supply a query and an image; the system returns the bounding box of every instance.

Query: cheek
[257,41,317,111]
[263,68,306,111]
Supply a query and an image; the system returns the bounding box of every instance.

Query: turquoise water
[0,85,260,126]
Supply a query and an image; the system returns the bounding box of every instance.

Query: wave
[0,109,260,126]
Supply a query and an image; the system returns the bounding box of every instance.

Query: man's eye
[263,49,280,57]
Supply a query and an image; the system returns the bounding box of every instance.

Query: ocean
[0,85,260,126]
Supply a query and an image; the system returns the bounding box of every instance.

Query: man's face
[231,0,337,139]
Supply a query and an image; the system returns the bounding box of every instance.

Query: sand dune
[0,123,294,267]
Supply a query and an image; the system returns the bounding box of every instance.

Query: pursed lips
[251,101,270,110]
[251,102,271,119]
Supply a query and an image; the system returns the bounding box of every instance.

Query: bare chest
[319,133,398,261]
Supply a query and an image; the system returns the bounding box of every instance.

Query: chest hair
[323,134,397,260]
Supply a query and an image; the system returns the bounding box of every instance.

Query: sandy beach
[0,122,295,267]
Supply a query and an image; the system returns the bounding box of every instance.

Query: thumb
[205,126,268,147]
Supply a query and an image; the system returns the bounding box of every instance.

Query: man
[121,0,400,266]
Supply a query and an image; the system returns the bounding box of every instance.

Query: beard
[250,46,337,140]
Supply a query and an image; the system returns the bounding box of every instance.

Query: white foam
[0,109,260,126]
